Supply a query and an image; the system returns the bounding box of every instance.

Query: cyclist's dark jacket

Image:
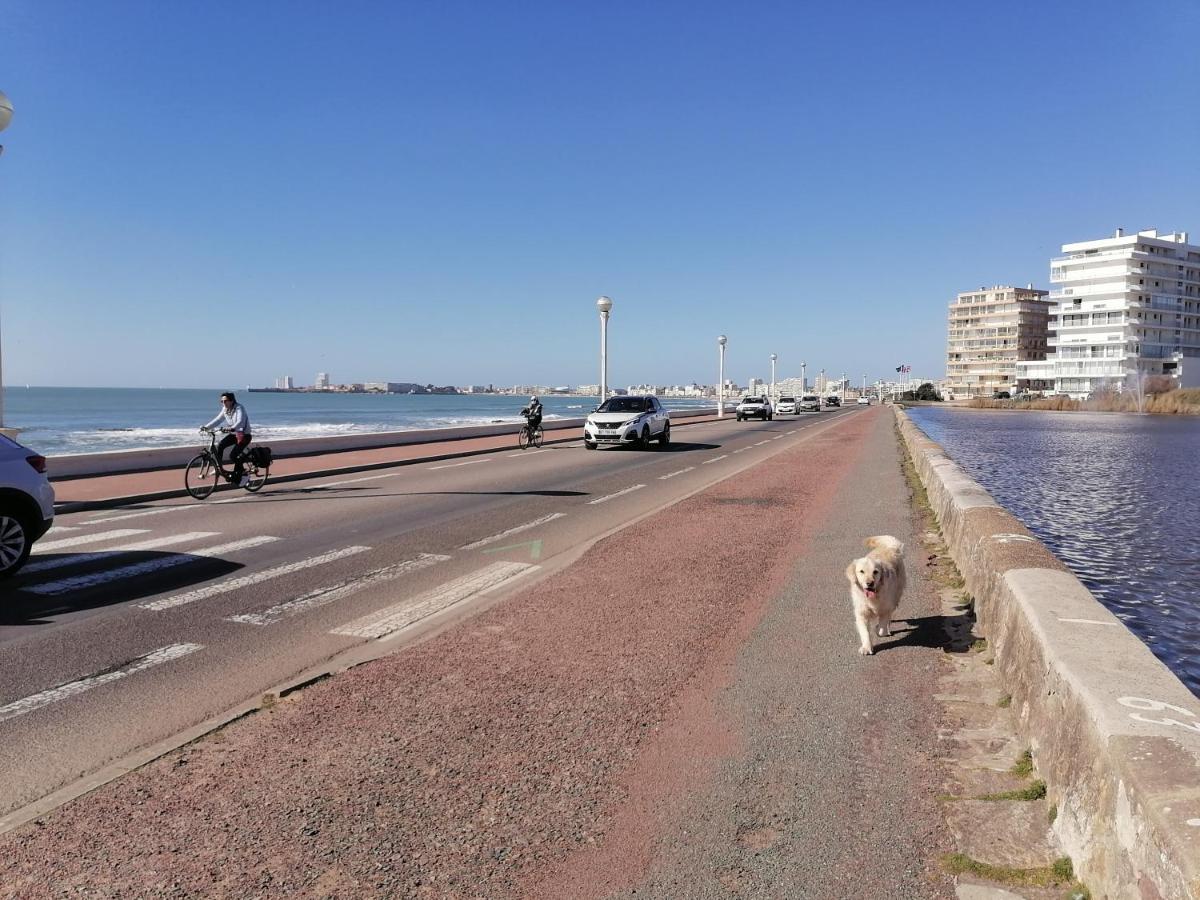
[522,401,543,428]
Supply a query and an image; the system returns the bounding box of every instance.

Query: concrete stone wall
[896,409,1200,899]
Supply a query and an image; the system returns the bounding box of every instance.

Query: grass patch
[970,638,988,653]
[997,695,1012,709]
[1011,749,1034,778]
[941,853,1076,888]
[978,779,1046,802]
[984,657,995,665]
[1048,803,1058,824]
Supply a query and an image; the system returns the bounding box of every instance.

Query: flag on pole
[895,365,902,372]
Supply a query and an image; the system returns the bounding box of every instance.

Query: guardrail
[895,408,1200,898]
[47,408,719,480]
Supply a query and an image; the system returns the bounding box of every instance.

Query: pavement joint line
[658,467,695,480]
[330,561,538,640]
[85,505,201,525]
[140,545,373,612]
[428,459,489,470]
[23,532,223,576]
[587,484,646,505]
[226,553,450,626]
[0,643,203,725]
[34,529,149,553]
[1057,617,1124,627]
[702,455,728,464]
[460,513,566,550]
[25,536,281,597]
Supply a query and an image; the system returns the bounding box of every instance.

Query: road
[0,408,859,822]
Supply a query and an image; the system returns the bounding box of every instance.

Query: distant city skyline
[2,2,1197,390]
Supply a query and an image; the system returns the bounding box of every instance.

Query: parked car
[584,395,671,449]
[856,396,871,405]
[993,391,1011,399]
[775,396,797,415]
[0,432,55,578]
[798,394,821,412]
[825,396,841,408]
[735,396,773,421]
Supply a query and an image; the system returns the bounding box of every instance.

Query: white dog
[844,535,906,655]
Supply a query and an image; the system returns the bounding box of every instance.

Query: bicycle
[517,417,543,450]
[185,429,270,500]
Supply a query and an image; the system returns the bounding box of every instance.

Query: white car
[775,396,797,415]
[584,395,671,449]
[735,396,773,421]
[0,432,55,578]
[856,396,871,405]
[798,394,821,412]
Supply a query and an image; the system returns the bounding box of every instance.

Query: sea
[2,387,715,457]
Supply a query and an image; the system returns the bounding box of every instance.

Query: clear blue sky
[2,0,1198,390]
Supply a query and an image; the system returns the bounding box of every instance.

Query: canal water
[906,406,1200,698]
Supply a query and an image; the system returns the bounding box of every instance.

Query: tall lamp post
[769,353,777,405]
[717,335,727,417]
[596,296,613,404]
[840,371,846,404]
[801,361,807,393]
[0,90,11,434]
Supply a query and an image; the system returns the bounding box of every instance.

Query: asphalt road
[0,408,859,821]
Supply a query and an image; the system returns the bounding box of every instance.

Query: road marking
[33,529,149,553]
[25,536,279,597]
[754,440,771,446]
[659,467,694,480]
[23,532,222,575]
[0,643,203,725]
[587,484,646,505]
[141,545,372,611]
[786,430,797,435]
[44,526,81,536]
[733,447,750,454]
[773,435,784,440]
[87,506,200,525]
[331,561,537,640]
[305,473,397,489]
[506,449,550,458]
[481,539,543,560]
[227,553,451,626]
[460,512,566,550]
[702,455,728,465]
[429,459,488,471]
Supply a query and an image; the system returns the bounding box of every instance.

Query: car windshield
[597,398,648,413]
[740,397,761,403]
[802,396,818,401]
[779,397,794,403]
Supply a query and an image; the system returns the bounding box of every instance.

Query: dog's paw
[858,645,874,656]
[876,625,890,637]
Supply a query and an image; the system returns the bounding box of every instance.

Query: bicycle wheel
[243,461,268,493]
[185,454,218,500]
[531,426,543,448]
[518,427,531,450]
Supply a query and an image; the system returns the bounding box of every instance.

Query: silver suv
[584,395,671,449]
[0,433,55,578]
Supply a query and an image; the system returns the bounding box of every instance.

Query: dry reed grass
[965,389,1200,415]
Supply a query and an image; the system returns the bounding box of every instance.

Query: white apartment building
[1018,228,1200,398]
[946,285,1052,398]
[315,372,330,389]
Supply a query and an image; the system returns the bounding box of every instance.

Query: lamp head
[0,91,12,133]
[718,334,727,346]
[596,296,613,314]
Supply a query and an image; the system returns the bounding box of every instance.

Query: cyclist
[201,391,253,486]
[520,394,543,437]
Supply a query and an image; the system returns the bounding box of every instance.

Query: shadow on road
[873,608,977,654]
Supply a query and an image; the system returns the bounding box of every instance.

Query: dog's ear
[845,561,857,584]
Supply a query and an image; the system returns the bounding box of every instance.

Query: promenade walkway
[8,410,959,898]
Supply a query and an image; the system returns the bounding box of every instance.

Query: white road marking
[773,435,784,440]
[587,484,646,505]
[25,536,279,597]
[0,643,203,724]
[331,561,537,640]
[228,553,451,626]
[44,526,80,536]
[659,467,695,480]
[733,447,750,454]
[33,529,149,553]
[786,430,797,435]
[307,473,397,488]
[23,532,222,575]
[754,440,771,446]
[429,459,488,471]
[460,513,566,550]
[87,506,199,525]
[141,545,372,611]
[702,455,728,465]
[506,448,551,458]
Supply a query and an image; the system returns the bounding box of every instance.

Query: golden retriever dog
[844,535,906,655]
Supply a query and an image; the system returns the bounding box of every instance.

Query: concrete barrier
[47,408,719,480]
[896,408,1200,899]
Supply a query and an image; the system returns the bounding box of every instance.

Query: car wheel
[640,426,651,448]
[0,511,33,579]
[658,422,671,446]
[584,440,597,450]
[736,415,743,422]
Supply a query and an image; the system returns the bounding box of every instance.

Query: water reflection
[907,407,1200,698]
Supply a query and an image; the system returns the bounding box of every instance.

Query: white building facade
[1019,229,1200,398]
[946,285,1052,398]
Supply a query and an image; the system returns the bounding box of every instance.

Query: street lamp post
[840,371,846,404]
[801,361,807,394]
[769,354,777,405]
[596,296,613,405]
[717,335,727,417]
[819,369,825,395]
[0,90,11,433]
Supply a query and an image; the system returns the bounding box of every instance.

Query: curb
[895,408,1200,899]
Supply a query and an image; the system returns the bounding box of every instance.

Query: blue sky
[2,0,1198,389]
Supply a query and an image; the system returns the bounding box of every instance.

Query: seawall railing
[896,408,1200,898]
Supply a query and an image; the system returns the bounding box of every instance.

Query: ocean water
[2,387,713,457]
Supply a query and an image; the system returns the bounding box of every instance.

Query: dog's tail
[865,535,904,554]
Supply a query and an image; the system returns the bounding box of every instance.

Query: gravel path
[0,409,952,898]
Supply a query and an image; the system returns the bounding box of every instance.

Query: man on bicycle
[520,395,543,434]
[202,392,253,486]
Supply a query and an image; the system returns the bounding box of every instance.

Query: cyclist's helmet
[530,395,538,401]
